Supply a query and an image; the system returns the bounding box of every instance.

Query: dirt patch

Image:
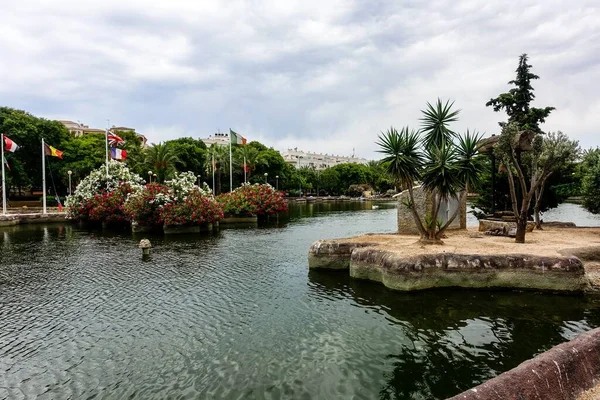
[335,227,600,258]
[578,383,600,400]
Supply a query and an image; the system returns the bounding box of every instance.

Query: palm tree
[145,143,179,183]
[377,99,483,243]
[204,144,229,194]
[234,145,269,181]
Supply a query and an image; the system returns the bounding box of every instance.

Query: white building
[57,120,148,147]
[201,132,231,147]
[281,148,369,170]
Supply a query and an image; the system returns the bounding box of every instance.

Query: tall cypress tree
[486,53,555,132]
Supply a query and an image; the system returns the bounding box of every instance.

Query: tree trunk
[515,216,528,243]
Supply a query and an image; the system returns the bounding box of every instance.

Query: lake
[1,201,600,399]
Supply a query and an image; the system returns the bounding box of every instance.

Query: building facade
[57,121,148,147]
[200,132,231,147]
[280,148,369,170]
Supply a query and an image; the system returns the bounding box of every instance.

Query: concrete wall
[396,186,465,234]
[448,327,600,400]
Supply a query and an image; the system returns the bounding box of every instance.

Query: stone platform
[0,212,67,227]
[308,228,600,293]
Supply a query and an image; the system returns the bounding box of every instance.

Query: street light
[276,175,279,190]
[264,172,268,184]
[67,170,72,195]
[153,173,157,183]
[148,171,152,184]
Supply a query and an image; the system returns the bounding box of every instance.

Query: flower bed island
[66,165,224,234]
[217,183,287,224]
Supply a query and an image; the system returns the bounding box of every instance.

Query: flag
[56,194,63,211]
[44,143,63,159]
[110,147,127,160]
[108,133,125,147]
[229,129,246,145]
[2,154,9,171]
[3,136,19,152]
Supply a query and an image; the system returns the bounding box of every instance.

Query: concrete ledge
[220,216,258,224]
[308,240,373,270]
[308,236,589,292]
[349,248,586,292]
[448,327,600,400]
[0,213,67,227]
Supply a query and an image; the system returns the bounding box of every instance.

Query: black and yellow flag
[44,143,63,159]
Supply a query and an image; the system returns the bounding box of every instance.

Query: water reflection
[308,270,600,399]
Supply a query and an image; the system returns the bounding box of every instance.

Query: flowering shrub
[160,188,223,226]
[217,183,288,216]
[85,184,133,226]
[66,161,144,221]
[124,183,172,227]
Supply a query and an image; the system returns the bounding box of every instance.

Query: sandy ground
[339,227,600,258]
[578,383,600,400]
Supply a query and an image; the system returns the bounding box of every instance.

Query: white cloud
[0,0,599,157]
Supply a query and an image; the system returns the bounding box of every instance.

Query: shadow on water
[308,270,600,399]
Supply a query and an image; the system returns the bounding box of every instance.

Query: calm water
[1,201,600,400]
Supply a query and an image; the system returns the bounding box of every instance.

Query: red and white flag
[107,133,125,147]
[110,147,127,161]
[3,136,19,152]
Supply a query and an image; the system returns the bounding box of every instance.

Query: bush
[217,184,288,216]
[160,188,223,226]
[85,184,133,226]
[582,164,600,214]
[124,183,172,227]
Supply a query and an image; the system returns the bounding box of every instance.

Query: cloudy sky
[1,0,598,159]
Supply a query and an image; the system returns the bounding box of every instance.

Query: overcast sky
[1,0,598,159]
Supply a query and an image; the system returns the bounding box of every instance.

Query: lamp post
[153,173,157,183]
[264,172,268,184]
[276,175,279,190]
[148,171,152,184]
[67,170,72,195]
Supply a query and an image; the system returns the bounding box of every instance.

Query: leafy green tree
[145,143,180,183]
[581,148,600,214]
[165,137,207,180]
[530,131,579,228]
[320,168,341,195]
[235,145,268,181]
[0,107,72,196]
[377,100,483,243]
[488,54,556,242]
[486,54,555,133]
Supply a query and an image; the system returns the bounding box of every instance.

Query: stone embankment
[0,212,67,227]
[448,327,600,400]
[308,228,600,293]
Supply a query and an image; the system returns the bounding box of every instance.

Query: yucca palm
[145,143,180,183]
[420,99,460,149]
[377,100,484,242]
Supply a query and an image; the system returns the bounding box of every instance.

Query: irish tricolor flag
[3,136,19,152]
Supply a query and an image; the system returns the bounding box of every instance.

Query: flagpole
[42,138,47,215]
[1,134,6,215]
[229,140,233,192]
[212,153,215,195]
[244,156,247,184]
[105,121,110,177]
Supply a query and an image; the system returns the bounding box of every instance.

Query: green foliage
[376,100,484,240]
[486,54,554,133]
[420,99,459,148]
[145,142,180,183]
[582,148,600,214]
[0,107,72,193]
[166,137,207,181]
